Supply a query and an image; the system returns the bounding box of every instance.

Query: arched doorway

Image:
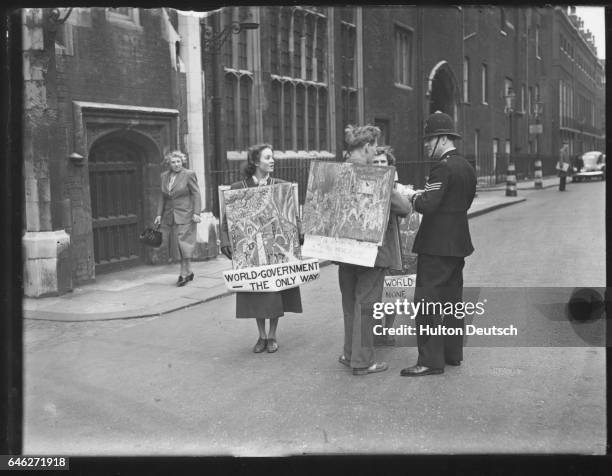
[427,61,459,120]
[89,133,149,273]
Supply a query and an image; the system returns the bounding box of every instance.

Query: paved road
[24,182,606,455]
[466,180,605,287]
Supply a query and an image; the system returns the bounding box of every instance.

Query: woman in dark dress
[220,143,303,353]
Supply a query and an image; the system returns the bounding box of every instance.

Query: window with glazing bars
[221,7,253,151]
[394,25,413,86]
[269,6,329,152]
[341,8,358,128]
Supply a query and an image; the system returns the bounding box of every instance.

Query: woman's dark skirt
[235,287,302,319]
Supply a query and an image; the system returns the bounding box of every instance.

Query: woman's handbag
[139,224,162,247]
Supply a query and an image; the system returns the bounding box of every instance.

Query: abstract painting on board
[223,183,301,269]
[303,161,395,244]
[301,161,395,266]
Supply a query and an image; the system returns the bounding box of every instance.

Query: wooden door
[89,139,143,273]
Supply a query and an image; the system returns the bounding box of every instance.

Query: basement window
[105,7,142,30]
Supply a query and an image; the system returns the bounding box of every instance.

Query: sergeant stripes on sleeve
[424,181,442,191]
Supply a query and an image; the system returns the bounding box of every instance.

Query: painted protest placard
[224,183,302,269]
[223,258,319,292]
[301,161,395,266]
[382,274,417,303]
[221,182,319,292]
[394,187,421,274]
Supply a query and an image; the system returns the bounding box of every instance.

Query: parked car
[572,151,605,182]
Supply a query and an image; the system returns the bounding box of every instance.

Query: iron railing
[212,154,567,215]
[210,156,338,216]
[466,153,559,187]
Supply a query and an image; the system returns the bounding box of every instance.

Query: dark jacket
[374,189,411,268]
[157,169,202,225]
[412,149,476,257]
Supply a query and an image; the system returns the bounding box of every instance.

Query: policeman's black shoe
[400,365,444,377]
[446,360,462,366]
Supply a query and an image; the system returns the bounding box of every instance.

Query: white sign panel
[223,258,320,292]
[382,274,417,303]
[302,234,379,267]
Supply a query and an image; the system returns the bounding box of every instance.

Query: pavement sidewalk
[23,180,557,322]
[476,174,559,192]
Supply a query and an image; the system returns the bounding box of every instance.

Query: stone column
[178,11,218,259]
[23,8,73,297]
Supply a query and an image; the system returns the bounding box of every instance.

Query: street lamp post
[578,117,586,154]
[533,101,544,188]
[504,87,516,160]
[504,88,517,196]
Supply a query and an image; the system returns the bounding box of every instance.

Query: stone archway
[70,101,179,282]
[88,131,161,273]
[427,61,459,120]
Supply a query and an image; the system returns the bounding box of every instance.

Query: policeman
[401,111,477,376]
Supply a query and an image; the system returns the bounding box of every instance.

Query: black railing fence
[466,153,559,187]
[395,159,476,189]
[210,156,338,217]
[210,153,556,216]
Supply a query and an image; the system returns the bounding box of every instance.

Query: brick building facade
[22,6,605,296]
[203,5,604,195]
[22,7,216,297]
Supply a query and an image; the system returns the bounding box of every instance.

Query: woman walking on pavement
[155,150,202,287]
[220,143,303,354]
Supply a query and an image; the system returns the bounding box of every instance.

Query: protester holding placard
[219,144,303,354]
[337,126,411,375]
[372,146,402,346]
[373,146,399,183]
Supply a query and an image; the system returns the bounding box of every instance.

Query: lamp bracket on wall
[202,21,259,52]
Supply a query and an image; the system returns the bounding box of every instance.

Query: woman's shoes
[252,337,278,353]
[266,338,278,353]
[177,272,194,287]
[253,337,267,353]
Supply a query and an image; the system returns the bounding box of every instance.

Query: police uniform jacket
[412,149,476,257]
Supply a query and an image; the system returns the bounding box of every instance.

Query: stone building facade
[22,7,216,297]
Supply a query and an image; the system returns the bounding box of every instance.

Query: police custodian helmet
[423,111,462,140]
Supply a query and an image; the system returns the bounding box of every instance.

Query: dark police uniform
[411,148,477,369]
